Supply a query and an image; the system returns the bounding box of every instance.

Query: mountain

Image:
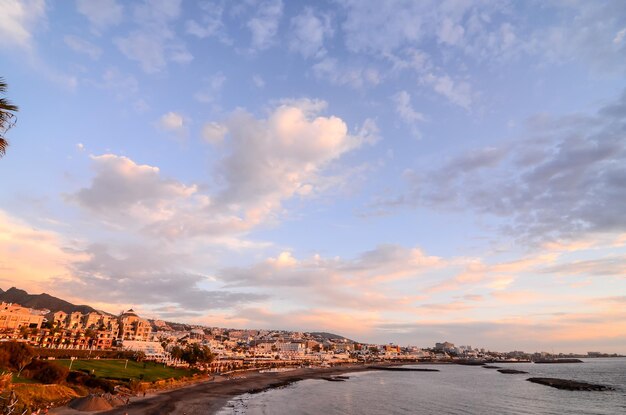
[308,332,356,342]
[0,287,100,315]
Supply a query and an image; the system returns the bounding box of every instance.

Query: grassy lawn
[54,359,195,382]
[12,374,41,384]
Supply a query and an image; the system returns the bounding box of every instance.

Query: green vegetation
[11,374,40,384]
[0,77,19,157]
[55,359,195,382]
[169,344,214,365]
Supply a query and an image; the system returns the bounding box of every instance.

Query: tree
[0,77,18,158]
[27,360,68,384]
[0,342,34,377]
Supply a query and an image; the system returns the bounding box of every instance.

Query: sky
[0,0,625,353]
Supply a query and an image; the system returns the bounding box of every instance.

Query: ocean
[216,358,626,414]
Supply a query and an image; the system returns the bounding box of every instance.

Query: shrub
[67,371,116,393]
[26,360,69,384]
[0,342,34,376]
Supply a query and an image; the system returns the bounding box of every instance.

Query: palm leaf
[0,77,18,158]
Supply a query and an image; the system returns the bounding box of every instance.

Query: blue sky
[1,0,625,353]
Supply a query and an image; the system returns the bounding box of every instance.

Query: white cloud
[116,32,165,73]
[202,122,228,144]
[437,17,465,46]
[252,74,265,88]
[289,7,333,58]
[70,154,197,226]
[0,0,46,49]
[100,67,139,96]
[214,99,374,212]
[115,0,192,73]
[392,91,426,137]
[312,57,380,89]
[527,2,626,74]
[158,112,186,133]
[220,244,443,313]
[185,1,229,43]
[0,209,85,293]
[247,0,283,50]
[422,73,473,109]
[613,28,626,45]
[76,0,123,31]
[194,73,226,103]
[64,35,102,59]
[70,100,375,242]
[341,0,427,54]
[156,100,375,240]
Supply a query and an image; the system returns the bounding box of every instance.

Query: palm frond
[0,77,18,158]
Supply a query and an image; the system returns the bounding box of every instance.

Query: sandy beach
[51,364,387,415]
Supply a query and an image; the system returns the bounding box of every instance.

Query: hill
[0,287,100,314]
[308,332,355,342]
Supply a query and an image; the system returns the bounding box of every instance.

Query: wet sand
[54,364,391,415]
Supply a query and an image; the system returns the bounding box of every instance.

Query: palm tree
[0,77,19,158]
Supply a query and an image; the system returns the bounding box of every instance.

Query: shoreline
[54,363,417,415]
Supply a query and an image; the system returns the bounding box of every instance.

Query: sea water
[215,358,626,414]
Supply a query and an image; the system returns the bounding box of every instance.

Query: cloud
[614,28,626,45]
[437,17,465,46]
[158,111,186,133]
[185,1,230,43]
[340,0,427,54]
[421,73,473,109]
[0,0,46,49]
[213,99,375,209]
[375,89,626,244]
[99,67,137,96]
[115,0,192,73]
[247,0,283,50]
[59,243,266,312]
[231,307,379,336]
[374,310,626,353]
[69,154,197,225]
[289,7,333,58]
[528,2,626,74]
[194,73,226,103]
[252,74,265,88]
[149,100,376,239]
[218,244,440,313]
[76,0,123,31]
[64,35,102,59]
[69,100,375,241]
[539,256,626,278]
[202,122,228,144]
[0,210,84,293]
[312,57,381,89]
[392,90,425,137]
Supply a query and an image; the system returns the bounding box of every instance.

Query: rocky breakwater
[533,358,583,363]
[527,377,614,391]
[497,369,528,374]
[368,366,440,372]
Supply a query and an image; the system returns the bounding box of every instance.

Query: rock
[456,360,485,366]
[533,359,583,363]
[527,377,613,391]
[368,366,440,372]
[321,376,346,382]
[497,369,528,374]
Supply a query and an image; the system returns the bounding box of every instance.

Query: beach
[51,364,386,415]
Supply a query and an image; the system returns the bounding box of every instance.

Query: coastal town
[0,287,615,374]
